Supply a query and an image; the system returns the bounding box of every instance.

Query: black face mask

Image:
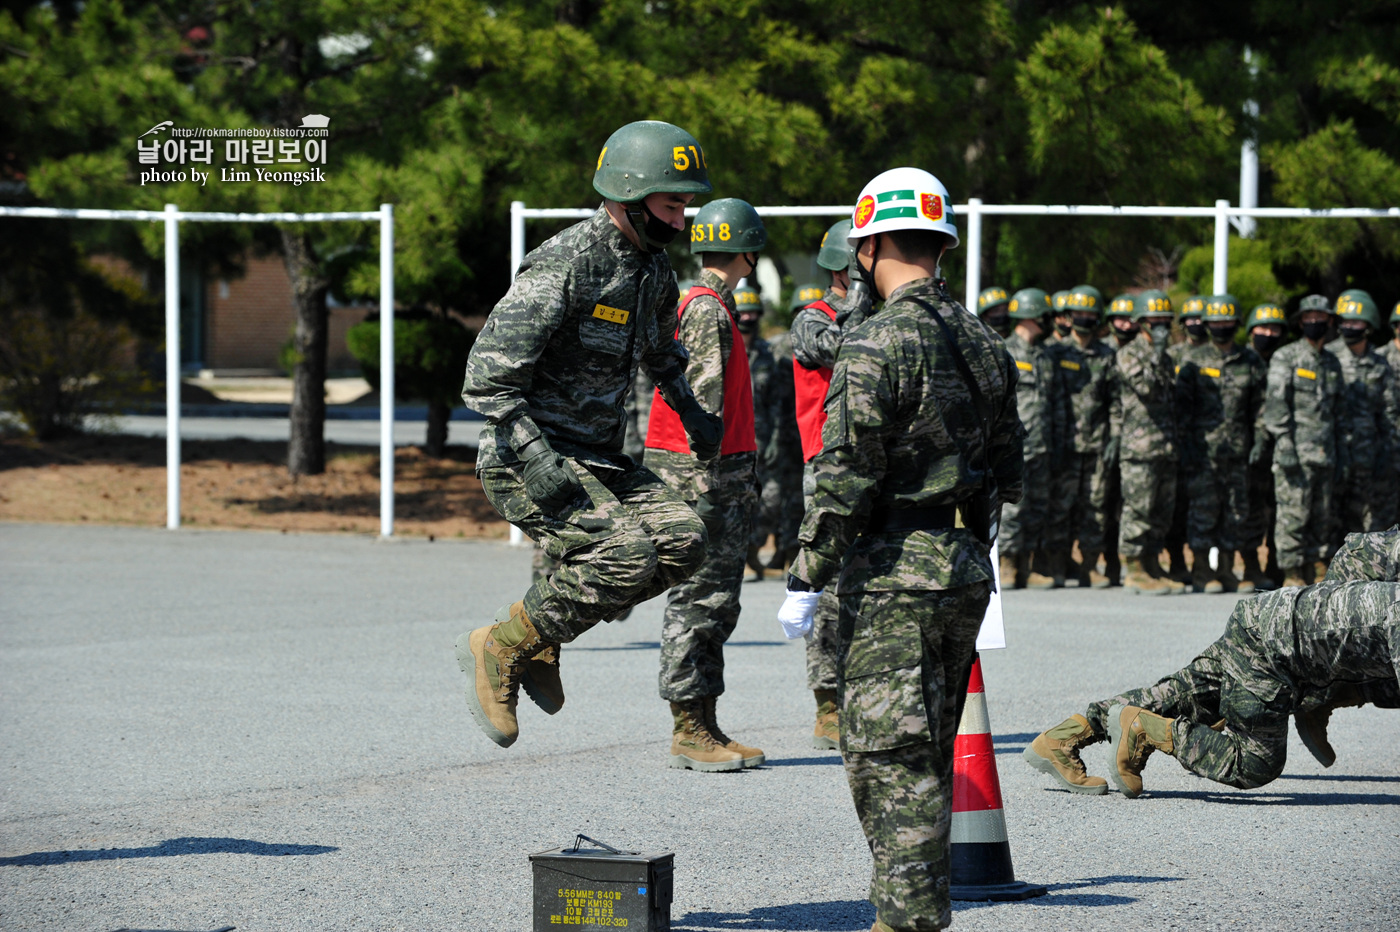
[1071,314,1099,334]
[736,314,759,335]
[1252,332,1282,355]
[1340,324,1369,346]
[1113,324,1137,346]
[625,202,680,253]
[1300,320,1330,341]
[1054,321,1071,337]
[1209,324,1238,345]
[983,311,1011,337]
[1184,320,1208,341]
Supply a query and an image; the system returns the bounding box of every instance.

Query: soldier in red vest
[790,218,874,750]
[645,198,767,772]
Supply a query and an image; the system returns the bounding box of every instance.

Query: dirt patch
[0,433,508,539]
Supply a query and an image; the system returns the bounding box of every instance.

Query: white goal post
[0,203,397,536]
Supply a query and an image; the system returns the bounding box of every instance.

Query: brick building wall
[206,255,365,373]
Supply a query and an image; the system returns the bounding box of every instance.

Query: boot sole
[1104,704,1141,798]
[1021,744,1108,795]
[520,666,564,716]
[668,753,743,772]
[1293,714,1337,769]
[739,753,765,768]
[455,631,516,749]
[812,736,840,751]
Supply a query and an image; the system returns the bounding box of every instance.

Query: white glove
[778,589,822,639]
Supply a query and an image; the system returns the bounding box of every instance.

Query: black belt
[865,504,958,534]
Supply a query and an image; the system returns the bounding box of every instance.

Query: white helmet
[848,167,959,248]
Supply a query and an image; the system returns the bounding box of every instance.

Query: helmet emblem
[854,195,876,228]
[920,193,943,222]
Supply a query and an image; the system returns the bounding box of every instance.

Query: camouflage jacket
[748,334,781,472]
[1168,338,1207,377]
[621,367,655,461]
[1045,336,1116,454]
[1263,339,1346,470]
[791,287,869,370]
[1325,338,1394,474]
[1002,330,1063,460]
[461,207,695,469]
[766,331,803,474]
[1383,340,1400,471]
[1110,335,1177,461]
[1175,341,1266,464]
[644,269,747,496]
[791,279,1025,594]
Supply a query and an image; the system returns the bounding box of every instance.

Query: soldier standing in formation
[1240,303,1289,590]
[644,198,767,772]
[975,286,1013,338]
[1164,296,1210,585]
[1326,289,1395,537]
[455,121,723,749]
[1109,290,1182,594]
[790,219,873,750]
[1044,286,1116,588]
[996,287,1061,589]
[1175,295,1266,594]
[738,285,781,582]
[779,167,1023,932]
[1264,295,1346,588]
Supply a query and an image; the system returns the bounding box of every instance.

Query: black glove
[1102,436,1120,469]
[677,397,724,461]
[518,438,583,514]
[694,490,724,538]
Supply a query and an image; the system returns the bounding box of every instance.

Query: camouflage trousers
[655,454,758,702]
[1045,450,1109,555]
[802,462,841,691]
[1166,469,1189,553]
[776,458,805,553]
[1272,462,1334,569]
[1333,465,1398,546]
[998,453,1050,556]
[479,456,706,644]
[1186,456,1251,553]
[1240,459,1275,552]
[1118,458,1177,559]
[839,583,990,932]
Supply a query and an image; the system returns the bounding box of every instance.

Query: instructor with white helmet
[777,168,1025,932]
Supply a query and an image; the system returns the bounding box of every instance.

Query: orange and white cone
[949,654,1046,902]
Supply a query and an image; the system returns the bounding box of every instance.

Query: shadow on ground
[1,836,338,866]
[675,899,873,930]
[953,874,1184,911]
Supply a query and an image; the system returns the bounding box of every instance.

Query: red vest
[793,299,837,462]
[646,286,757,456]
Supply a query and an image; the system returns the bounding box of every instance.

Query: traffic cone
[949,654,1047,902]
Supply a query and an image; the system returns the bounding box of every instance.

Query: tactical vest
[646,286,757,456]
[793,299,837,462]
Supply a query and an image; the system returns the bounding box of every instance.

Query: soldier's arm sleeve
[1263,354,1296,461]
[1376,363,1394,471]
[789,335,896,589]
[1108,362,1123,442]
[675,295,730,490]
[1175,361,1199,464]
[1331,362,1352,473]
[643,276,701,416]
[460,258,570,453]
[989,346,1025,505]
[1249,357,1268,452]
[790,307,842,370]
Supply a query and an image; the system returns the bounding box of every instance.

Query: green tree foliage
[1175,236,1289,314]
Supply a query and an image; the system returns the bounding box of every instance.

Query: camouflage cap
[1245,302,1287,331]
[1203,294,1240,322]
[1008,287,1053,320]
[1179,294,1206,318]
[789,283,826,312]
[977,286,1010,315]
[1133,289,1173,320]
[1335,289,1380,329]
[1107,293,1136,318]
[1297,293,1333,315]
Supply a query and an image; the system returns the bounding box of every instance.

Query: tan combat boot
[1123,558,1170,595]
[702,696,765,768]
[1106,704,1175,798]
[455,602,554,747]
[1023,714,1109,795]
[1079,550,1111,589]
[1000,552,1021,589]
[1281,565,1307,588]
[1145,552,1187,594]
[1019,551,1055,589]
[812,689,840,750]
[871,920,897,932]
[488,601,565,715]
[1192,560,1222,594]
[669,701,744,772]
[1312,559,1331,584]
[1294,684,1367,768]
[1216,550,1250,594]
[1241,549,1276,591]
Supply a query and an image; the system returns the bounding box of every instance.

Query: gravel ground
[1,523,1397,932]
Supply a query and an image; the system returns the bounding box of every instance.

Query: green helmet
[1008,288,1052,320]
[733,284,763,314]
[690,198,766,254]
[1202,294,1240,323]
[1107,294,1136,318]
[593,121,712,202]
[1179,294,1206,319]
[1069,285,1104,317]
[1052,290,1072,312]
[677,279,696,306]
[789,283,826,312]
[1133,289,1173,321]
[817,219,854,271]
[1296,293,1333,316]
[1245,303,1287,331]
[1335,289,1380,329]
[977,286,1010,316]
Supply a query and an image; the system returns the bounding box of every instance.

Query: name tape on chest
[1295,367,1317,380]
[1059,359,1081,371]
[1015,360,1034,372]
[592,304,630,325]
[1201,367,1221,378]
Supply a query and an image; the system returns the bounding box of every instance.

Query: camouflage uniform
[1176,341,1267,553]
[1082,530,1400,789]
[747,330,780,553]
[645,270,758,702]
[462,207,707,644]
[1325,337,1395,537]
[1109,336,1177,559]
[765,330,806,560]
[1384,339,1400,525]
[1165,339,1205,567]
[622,367,655,461]
[1044,335,1117,559]
[1263,339,1346,571]
[790,279,1024,932]
[997,330,1060,559]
